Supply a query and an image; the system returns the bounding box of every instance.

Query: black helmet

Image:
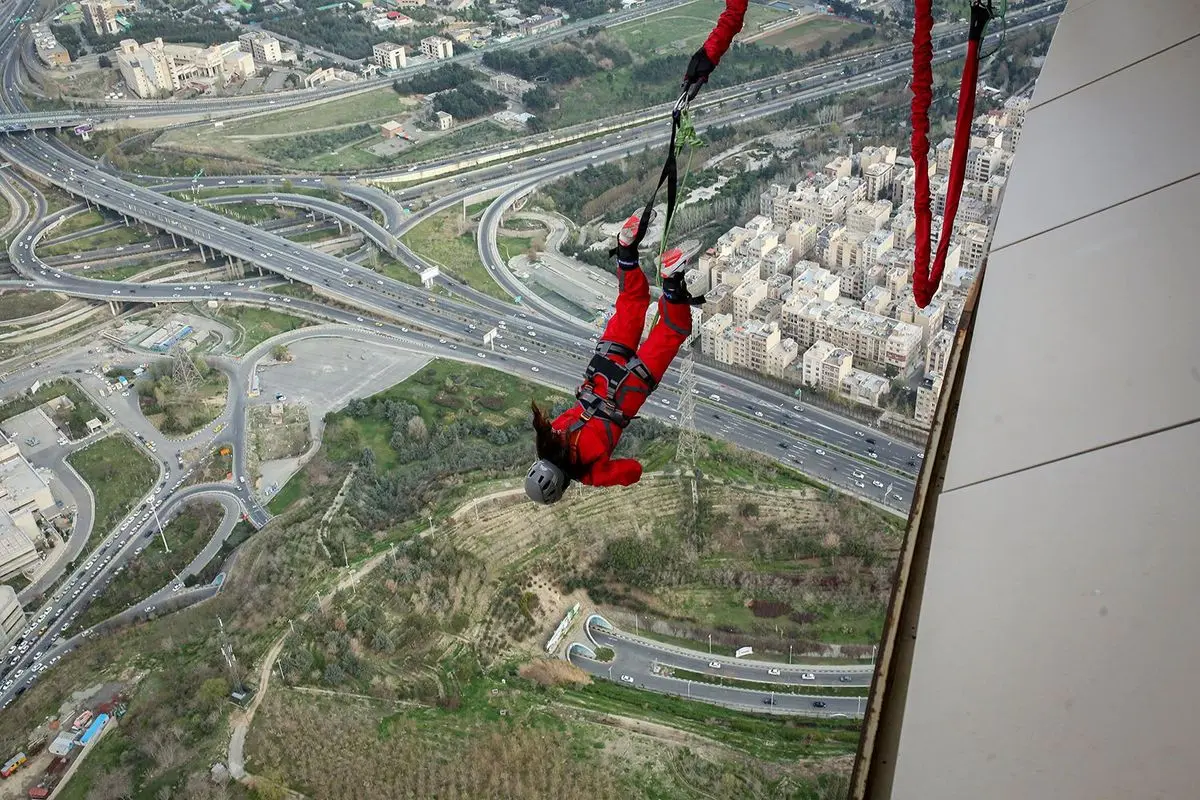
[525,459,568,504]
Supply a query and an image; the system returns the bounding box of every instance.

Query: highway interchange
[0,0,1062,713]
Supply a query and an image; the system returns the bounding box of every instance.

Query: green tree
[197,676,229,711]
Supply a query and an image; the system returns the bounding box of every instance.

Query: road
[569,626,869,718]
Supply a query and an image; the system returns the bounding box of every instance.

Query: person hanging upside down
[524,212,705,505]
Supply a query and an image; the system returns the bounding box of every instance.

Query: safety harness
[569,340,660,438]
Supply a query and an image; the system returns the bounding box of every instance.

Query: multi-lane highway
[570,626,871,717]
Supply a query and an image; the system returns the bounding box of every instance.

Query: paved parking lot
[253,336,431,424]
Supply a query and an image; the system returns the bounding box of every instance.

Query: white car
[708,661,721,669]
[530,366,539,373]
[620,675,634,684]
[801,673,816,681]
[767,668,781,676]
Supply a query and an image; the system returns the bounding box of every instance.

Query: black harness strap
[571,340,660,433]
[612,96,688,257]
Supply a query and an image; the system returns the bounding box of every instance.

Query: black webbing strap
[632,106,681,248]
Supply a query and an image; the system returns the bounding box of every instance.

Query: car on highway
[812,701,827,708]
[767,668,781,676]
[762,697,776,705]
[708,661,721,669]
[839,675,854,683]
[620,675,634,684]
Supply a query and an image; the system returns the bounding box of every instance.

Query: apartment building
[802,340,853,393]
[862,286,892,315]
[0,514,37,583]
[0,436,55,540]
[858,228,894,268]
[0,585,23,649]
[845,199,892,243]
[863,161,894,201]
[732,278,768,321]
[116,38,175,98]
[82,0,130,36]
[955,221,991,271]
[700,311,733,354]
[840,369,891,408]
[783,219,818,261]
[238,31,282,64]
[924,328,955,375]
[373,42,407,70]
[825,155,852,179]
[781,296,923,376]
[915,370,945,428]
[421,36,455,59]
[792,265,840,302]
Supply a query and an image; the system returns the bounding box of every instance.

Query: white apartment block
[935,138,954,173]
[0,513,37,583]
[896,295,946,349]
[732,320,780,374]
[863,161,894,201]
[825,155,852,179]
[841,369,891,408]
[0,584,23,649]
[845,199,892,242]
[802,340,853,393]
[783,219,818,261]
[766,338,799,378]
[781,297,923,375]
[915,370,945,428]
[700,313,733,357]
[116,38,177,98]
[862,285,892,315]
[420,36,455,59]
[955,222,991,271]
[792,265,840,302]
[238,31,282,64]
[858,228,894,267]
[924,328,955,375]
[732,277,768,320]
[82,0,126,36]
[857,144,897,169]
[373,42,407,70]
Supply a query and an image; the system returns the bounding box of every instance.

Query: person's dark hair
[531,400,585,479]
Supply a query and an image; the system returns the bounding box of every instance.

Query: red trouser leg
[599,267,650,351]
[619,298,693,419]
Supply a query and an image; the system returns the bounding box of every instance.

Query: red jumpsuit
[552,267,693,487]
[701,0,749,66]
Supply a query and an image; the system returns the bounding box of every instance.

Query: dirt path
[227,633,287,781]
[226,546,393,786]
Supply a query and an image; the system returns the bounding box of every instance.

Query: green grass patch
[610,0,786,54]
[392,122,515,165]
[400,207,510,302]
[561,679,861,761]
[267,469,308,514]
[40,225,151,256]
[212,305,313,356]
[0,377,108,438]
[670,668,868,697]
[497,235,534,261]
[74,501,227,631]
[756,16,869,53]
[370,255,422,286]
[288,226,345,243]
[48,208,106,238]
[85,264,151,282]
[67,434,157,554]
[0,290,65,321]
[221,86,414,137]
